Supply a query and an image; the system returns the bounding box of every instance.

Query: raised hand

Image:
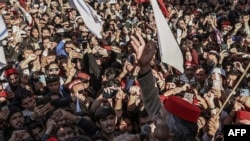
[207,115,220,137]
[130,32,156,74]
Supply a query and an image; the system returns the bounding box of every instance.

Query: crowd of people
[0,0,250,141]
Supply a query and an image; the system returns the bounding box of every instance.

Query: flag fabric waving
[0,16,8,68]
[150,0,184,73]
[157,0,169,18]
[73,0,103,39]
[0,16,8,40]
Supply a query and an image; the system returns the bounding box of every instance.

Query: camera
[103,89,118,98]
[35,96,50,106]
[102,79,120,98]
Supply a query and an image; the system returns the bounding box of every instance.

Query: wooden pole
[216,62,250,116]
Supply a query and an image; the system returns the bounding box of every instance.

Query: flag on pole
[0,16,7,69]
[157,0,169,18]
[73,0,103,39]
[150,0,184,73]
[0,16,8,41]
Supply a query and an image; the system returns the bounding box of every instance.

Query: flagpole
[216,62,250,116]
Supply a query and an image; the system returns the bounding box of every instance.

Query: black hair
[95,106,116,122]
[66,135,92,141]
[16,88,33,104]
[27,121,44,137]
[105,79,121,88]
[103,68,118,80]
[45,74,60,84]
[54,123,77,136]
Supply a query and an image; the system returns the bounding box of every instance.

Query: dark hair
[95,106,116,122]
[16,88,33,104]
[46,74,60,84]
[166,110,198,141]
[103,68,118,80]
[66,135,92,141]
[45,61,58,71]
[105,79,121,88]
[54,123,76,135]
[27,121,44,138]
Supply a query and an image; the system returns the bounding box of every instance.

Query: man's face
[195,69,206,83]
[225,74,238,88]
[9,112,24,129]
[48,64,60,76]
[42,29,51,37]
[97,115,116,135]
[32,127,45,141]
[153,107,171,140]
[57,127,74,141]
[46,55,56,64]
[8,74,19,86]
[47,81,60,93]
[206,54,218,66]
[185,66,195,78]
[43,38,51,49]
[72,83,88,103]
[32,28,39,38]
[21,96,35,111]
[23,49,34,59]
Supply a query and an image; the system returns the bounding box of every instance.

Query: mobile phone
[1,101,9,111]
[1,105,8,111]
[240,89,249,96]
[127,55,135,64]
[102,89,118,99]
[23,68,30,76]
[38,75,46,85]
[183,92,194,103]
[35,96,44,106]
[220,44,228,51]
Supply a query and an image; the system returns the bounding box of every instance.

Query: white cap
[210,67,226,77]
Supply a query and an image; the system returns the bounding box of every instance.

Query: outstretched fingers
[136,32,145,48]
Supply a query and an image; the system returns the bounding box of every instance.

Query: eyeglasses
[77,89,88,95]
[49,68,59,72]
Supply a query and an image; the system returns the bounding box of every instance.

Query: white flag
[151,0,184,73]
[0,16,8,40]
[0,16,8,69]
[73,0,103,39]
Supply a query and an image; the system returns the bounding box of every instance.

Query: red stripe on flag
[157,0,169,18]
[134,0,150,3]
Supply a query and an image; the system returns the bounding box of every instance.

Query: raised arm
[130,32,162,116]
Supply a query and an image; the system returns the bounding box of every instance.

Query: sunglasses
[78,89,88,95]
[49,68,59,72]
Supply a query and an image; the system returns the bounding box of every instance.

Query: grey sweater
[137,70,162,116]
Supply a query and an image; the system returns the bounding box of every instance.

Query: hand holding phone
[103,87,118,98]
[240,89,249,96]
[183,92,194,103]
[38,75,46,86]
